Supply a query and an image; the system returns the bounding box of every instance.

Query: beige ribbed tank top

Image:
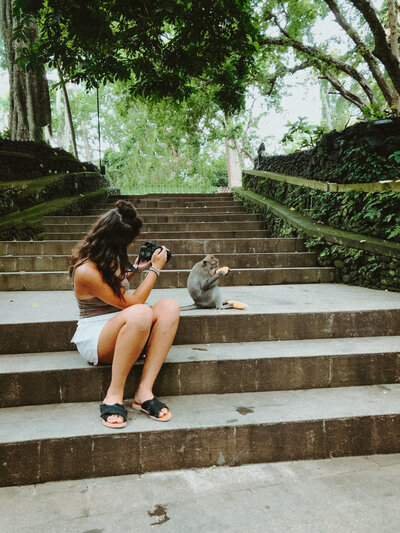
[76,278,130,319]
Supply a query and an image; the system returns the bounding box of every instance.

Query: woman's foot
[133,393,171,421]
[102,393,125,425]
[100,403,127,428]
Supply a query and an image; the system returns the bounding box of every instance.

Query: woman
[69,199,180,428]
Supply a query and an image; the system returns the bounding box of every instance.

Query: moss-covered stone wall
[0,139,99,181]
[256,118,400,184]
[243,175,400,244]
[235,190,400,292]
[0,139,111,240]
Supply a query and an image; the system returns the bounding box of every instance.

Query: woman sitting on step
[69,200,180,428]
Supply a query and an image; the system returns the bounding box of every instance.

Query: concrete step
[1,384,400,486]
[1,284,400,353]
[43,229,269,240]
[99,200,239,208]
[115,193,234,198]
[106,193,234,199]
[44,212,262,224]
[88,205,246,214]
[43,220,266,233]
[0,238,306,256]
[0,266,334,290]
[92,200,240,209]
[1,337,399,408]
[0,252,318,272]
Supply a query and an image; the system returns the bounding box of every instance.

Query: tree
[100,88,229,193]
[257,0,400,115]
[14,0,259,116]
[0,0,51,140]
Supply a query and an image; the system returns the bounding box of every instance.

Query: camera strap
[127,262,140,273]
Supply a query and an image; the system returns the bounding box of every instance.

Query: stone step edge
[0,252,315,259]
[0,267,333,275]
[0,237,305,245]
[2,308,400,355]
[1,338,399,407]
[1,385,400,486]
[3,336,399,372]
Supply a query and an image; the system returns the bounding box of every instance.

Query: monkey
[180,254,248,311]
[255,142,266,169]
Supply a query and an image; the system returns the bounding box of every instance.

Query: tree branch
[323,0,393,108]
[320,73,367,111]
[348,0,400,95]
[260,35,378,105]
[263,60,313,96]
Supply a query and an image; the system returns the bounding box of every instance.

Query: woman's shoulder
[74,261,102,284]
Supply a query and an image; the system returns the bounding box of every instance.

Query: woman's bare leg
[97,304,153,423]
[134,298,180,416]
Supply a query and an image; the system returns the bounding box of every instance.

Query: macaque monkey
[181,254,248,310]
[255,142,266,169]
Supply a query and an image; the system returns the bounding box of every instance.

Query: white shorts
[71,312,120,365]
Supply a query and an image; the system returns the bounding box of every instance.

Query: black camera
[139,241,171,262]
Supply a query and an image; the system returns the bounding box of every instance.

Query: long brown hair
[69,200,142,297]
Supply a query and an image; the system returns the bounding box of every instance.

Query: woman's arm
[74,248,167,308]
[125,256,152,282]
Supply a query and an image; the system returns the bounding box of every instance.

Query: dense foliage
[243,173,400,244]
[14,0,258,115]
[235,191,400,292]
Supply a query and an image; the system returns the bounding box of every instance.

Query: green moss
[242,174,400,244]
[234,188,400,292]
[234,188,400,259]
[0,171,108,216]
[0,187,109,240]
[0,173,69,193]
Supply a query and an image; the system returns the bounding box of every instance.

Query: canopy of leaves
[14,0,259,114]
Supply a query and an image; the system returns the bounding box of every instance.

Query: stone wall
[255,118,400,184]
[234,190,400,292]
[0,139,110,240]
[0,139,98,181]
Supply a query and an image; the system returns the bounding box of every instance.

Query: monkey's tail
[179,303,200,311]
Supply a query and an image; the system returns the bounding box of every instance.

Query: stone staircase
[0,192,400,487]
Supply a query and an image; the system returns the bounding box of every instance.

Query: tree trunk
[59,73,78,158]
[55,88,64,147]
[224,137,242,188]
[319,78,333,129]
[388,0,400,112]
[0,0,51,141]
[81,121,91,161]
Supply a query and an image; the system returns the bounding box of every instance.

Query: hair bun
[116,200,137,220]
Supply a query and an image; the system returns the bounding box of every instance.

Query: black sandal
[100,403,128,428]
[132,397,172,422]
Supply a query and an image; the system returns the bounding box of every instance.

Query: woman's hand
[151,246,168,270]
[133,256,151,272]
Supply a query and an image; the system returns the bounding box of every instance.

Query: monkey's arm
[202,267,230,291]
